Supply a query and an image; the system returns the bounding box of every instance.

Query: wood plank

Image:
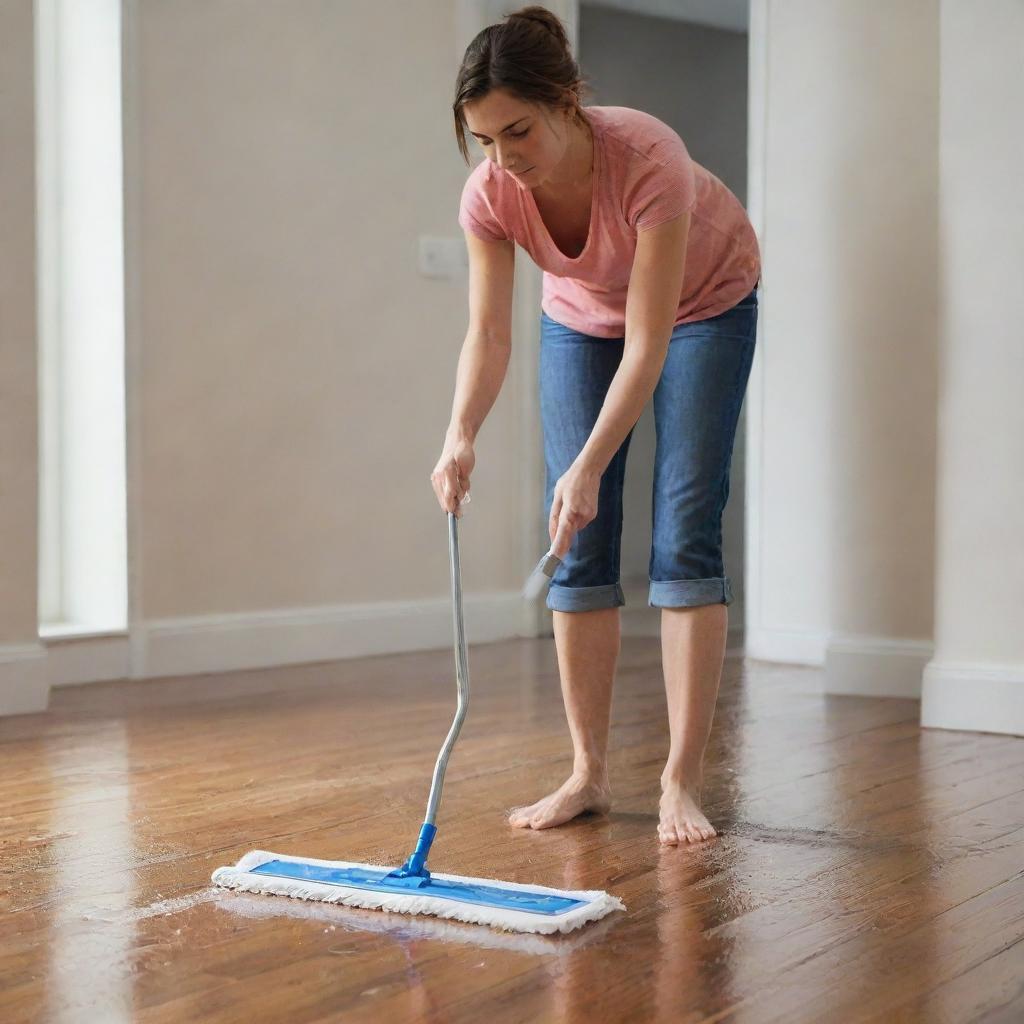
[2,637,1022,1023]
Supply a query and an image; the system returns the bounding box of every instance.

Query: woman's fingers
[431,447,474,516]
[453,458,474,513]
[549,492,562,542]
[551,511,574,559]
[441,464,471,514]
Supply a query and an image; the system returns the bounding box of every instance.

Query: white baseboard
[824,634,934,698]
[921,661,1024,736]
[32,594,537,692]
[37,597,530,690]
[28,600,1024,739]
[43,631,133,687]
[0,644,51,715]
[124,591,532,682]
[30,585,756,696]
[745,626,828,666]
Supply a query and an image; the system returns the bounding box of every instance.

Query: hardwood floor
[2,636,1023,1023]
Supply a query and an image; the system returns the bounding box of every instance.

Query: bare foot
[659,777,716,845]
[508,772,611,830]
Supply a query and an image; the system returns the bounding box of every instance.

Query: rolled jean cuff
[547,582,625,612]
[649,577,734,608]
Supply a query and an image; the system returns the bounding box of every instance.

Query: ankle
[661,764,703,792]
[572,759,609,785]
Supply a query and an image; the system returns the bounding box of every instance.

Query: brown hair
[452,5,592,165]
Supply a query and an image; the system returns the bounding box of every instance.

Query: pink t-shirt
[458,105,761,338]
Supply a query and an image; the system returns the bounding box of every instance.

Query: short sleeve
[458,169,510,242]
[627,136,697,232]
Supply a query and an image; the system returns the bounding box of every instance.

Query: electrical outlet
[419,236,469,279]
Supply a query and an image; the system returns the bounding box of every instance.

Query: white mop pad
[212,850,625,936]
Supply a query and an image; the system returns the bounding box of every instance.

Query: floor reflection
[213,886,618,957]
[44,720,136,1024]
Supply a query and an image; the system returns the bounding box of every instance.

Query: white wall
[822,0,940,696]
[747,0,940,695]
[921,0,1024,734]
[748,0,1022,734]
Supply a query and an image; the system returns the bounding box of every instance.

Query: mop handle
[391,510,471,878]
[422,510,470,826]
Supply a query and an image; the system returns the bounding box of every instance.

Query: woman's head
[453,6,592,184]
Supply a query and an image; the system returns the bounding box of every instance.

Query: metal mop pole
[391,510,470,881]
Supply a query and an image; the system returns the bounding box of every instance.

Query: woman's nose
[495,145,518,170]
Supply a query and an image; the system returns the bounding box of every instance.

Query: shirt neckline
[524,112,602,264]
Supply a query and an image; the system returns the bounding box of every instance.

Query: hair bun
[507,5,571,52]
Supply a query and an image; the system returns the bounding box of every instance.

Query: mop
[212,510,624,935]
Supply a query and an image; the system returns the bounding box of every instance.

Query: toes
[508,808,531,827]
[659,810,717,845]
[528,805,552,829]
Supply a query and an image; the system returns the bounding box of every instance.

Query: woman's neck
[538,115,593,194]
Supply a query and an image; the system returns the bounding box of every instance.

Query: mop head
[212,850,625,935]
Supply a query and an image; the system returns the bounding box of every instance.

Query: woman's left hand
[550,461,602,559]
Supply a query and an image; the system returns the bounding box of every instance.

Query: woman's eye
[480,129,528,146]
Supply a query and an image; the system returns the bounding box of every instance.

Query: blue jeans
[539,284,759,612]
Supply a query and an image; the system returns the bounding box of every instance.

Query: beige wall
[2,1,537,709]
[129,0,522,614]
[0,0,48,714]
[0,0,41,644]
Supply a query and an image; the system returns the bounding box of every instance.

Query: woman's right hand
[431,433,475,517]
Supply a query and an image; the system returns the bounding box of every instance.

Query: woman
[430,7,760,846]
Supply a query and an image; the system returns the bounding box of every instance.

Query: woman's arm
[576,210,691,475]
[446,231,516,443]
[433,231,516,516]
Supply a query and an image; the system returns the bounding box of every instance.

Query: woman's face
[462,89,573,189]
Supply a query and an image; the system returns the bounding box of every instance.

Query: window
[36,0,127,637]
